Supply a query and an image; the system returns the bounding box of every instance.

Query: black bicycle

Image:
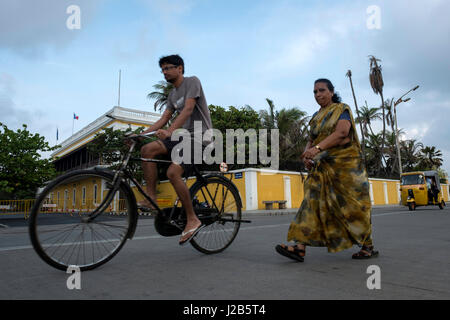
[29,131,249,271]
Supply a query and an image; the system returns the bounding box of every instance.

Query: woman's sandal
[275,244,305,262]
[352,245,379,259]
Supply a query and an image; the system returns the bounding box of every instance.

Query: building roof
[51,106,161,159]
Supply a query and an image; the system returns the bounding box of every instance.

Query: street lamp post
[393,85,420,176]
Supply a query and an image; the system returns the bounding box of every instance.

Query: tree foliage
[147,81,174,113]
[0,123,59,199]
[145,79,446,179]
[208,104,263,170]
[86,126,156,183]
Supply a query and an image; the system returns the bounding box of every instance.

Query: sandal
[179,224,205,246]
[352,245,379,259]
[275,244,305,262]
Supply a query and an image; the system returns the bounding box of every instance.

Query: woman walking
[275,79,379,262]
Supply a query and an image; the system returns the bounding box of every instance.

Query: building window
[93,184,98,204]
[73,189,76,206]
[82,187,86,205]
[64,190,69,210]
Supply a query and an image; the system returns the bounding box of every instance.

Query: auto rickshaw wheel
[408,202,416,211]
[439,201,444,210]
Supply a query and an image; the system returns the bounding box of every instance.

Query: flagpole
[118,69,121,106]
[72,114,74,136]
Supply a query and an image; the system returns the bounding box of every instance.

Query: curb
[243,209,297,216]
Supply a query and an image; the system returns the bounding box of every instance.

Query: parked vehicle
[400,171,446,211]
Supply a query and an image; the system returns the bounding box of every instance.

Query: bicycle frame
[85,132,161,221]
[87,131,244,226]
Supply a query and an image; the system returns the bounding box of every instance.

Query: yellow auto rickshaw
[400,171,446,211]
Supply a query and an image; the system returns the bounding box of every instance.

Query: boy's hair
[159,55,184,74]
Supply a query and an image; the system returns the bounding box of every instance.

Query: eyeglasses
[160,65,178,73]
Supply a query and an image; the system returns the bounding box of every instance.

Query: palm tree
[259,98,276,130]
[355,102,382,137]
[276,107,309,161]
[364,132,384,177]
[346,69,366,162]
[147,81,174,113]
[400,139,423,171]
[369,55,387,176]
[384,129,405,176]
[259,99,310,169]
[418,146,443,169]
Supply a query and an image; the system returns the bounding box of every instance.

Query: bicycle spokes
[29,171,134,271]
[189,177,241,254]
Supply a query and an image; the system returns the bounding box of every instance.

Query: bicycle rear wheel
[29,169,137,271]
[189,176,242,254]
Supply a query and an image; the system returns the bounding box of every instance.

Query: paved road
[1,205,449,300]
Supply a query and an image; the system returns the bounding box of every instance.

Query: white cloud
[403,125,430,141]
[0,0,103,58]
[255,2,366,79]
[0,73,34,129]
[266,29,330,73]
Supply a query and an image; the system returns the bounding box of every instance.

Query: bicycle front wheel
[189,176,242,254]
[29,169,136,271]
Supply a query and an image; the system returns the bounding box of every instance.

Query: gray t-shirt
[166,76,213,144]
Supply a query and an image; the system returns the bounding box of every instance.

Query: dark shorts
[158,136,205,177]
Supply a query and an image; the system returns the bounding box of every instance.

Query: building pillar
[245,170,258,211]
[283,176,292,209]
[383,182,389,204]
[369,181,375,205]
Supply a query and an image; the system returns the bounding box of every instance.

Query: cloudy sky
[1,0,449,175]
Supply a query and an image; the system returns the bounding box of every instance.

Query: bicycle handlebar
[124,131,157,141]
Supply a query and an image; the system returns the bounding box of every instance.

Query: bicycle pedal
[168,220,184,230]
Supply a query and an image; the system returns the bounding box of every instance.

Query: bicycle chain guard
[154,207,185,236]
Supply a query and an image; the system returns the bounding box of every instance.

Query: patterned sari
[287,103,373,253]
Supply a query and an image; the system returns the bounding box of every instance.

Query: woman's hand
[302,146,321,161]
[304,158,314,170]
[301,149,317,171]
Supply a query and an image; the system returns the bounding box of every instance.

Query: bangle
[315,145,322,151]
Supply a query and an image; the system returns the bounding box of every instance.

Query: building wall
[369,180,385,205]
[41,168,449,213]
[46,107,449,212]
[255,171,305,209]
[442,184,449,201]
[153,169,449,211]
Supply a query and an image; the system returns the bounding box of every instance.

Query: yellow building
[48,106,159,212]
[52,106,160,172]
[156,168,449,211]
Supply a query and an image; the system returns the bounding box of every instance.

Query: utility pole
[393,85,420,176]
[393,100,403,175]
